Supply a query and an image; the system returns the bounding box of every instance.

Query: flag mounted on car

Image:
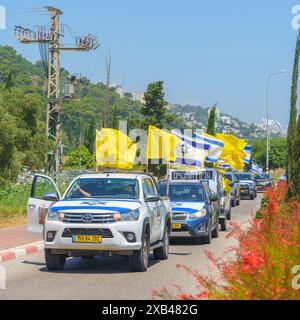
[171,130,209,167]
[193,132,224,163]
[216,134,247,172]
[95,129,137,169]
[250,161,263,175]
[244,145,252,164]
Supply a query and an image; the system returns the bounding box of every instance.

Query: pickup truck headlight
[47,209,65,222]
[190,209,207,218]
[114,209,140,222]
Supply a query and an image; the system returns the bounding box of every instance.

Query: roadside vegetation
[153,182,300,300]
[152,29,300,301]
[0,184,31,228]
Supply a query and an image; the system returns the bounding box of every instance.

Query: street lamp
[266,69,286,173]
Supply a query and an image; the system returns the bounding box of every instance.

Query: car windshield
[235,174,252,181]
[225,174,233,181]
[158,183,206,202]
[66,178,139,199]
[255,174,270,180]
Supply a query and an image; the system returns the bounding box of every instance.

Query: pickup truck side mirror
[43,192,59,202]
[145,195,160,203]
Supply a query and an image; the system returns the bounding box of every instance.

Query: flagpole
[166,162,171,197]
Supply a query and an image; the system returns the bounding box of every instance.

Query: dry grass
[0,214,27,229]
[272,168,285,181]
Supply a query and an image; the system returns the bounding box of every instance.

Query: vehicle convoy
[234,173,257,200]
[199,169,231,231]
[158,176,219,244]
[27,173,172,272]
[224,172,241,208]
[254,173,273,191]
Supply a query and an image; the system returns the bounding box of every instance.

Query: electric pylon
[14,6,100,173]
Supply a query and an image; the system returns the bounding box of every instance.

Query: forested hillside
[0,45,286,185]
[0,45,185,183]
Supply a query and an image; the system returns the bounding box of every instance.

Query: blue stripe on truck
[51,206,132,213]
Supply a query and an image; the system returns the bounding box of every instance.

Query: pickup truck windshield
[158,184,205,202]
[255,174,271,180]
[66,178,139,199]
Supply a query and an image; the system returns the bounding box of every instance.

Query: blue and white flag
[250,161,263,175]
[193,132,224,163]
[171,130,209,167]
[244,145,252,164]
[219,163,232,170]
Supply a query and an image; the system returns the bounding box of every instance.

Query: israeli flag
[219,163,232,170]
[193,132,224,163]
[251,161,263,175]
[171,130,209,167]
[244,145,252,164]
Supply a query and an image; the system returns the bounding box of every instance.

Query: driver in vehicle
[76,184,92,198]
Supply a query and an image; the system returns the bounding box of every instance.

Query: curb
[0,241,44,263]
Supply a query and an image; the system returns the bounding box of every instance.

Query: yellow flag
[147,126,181,162]
[222,176,232,194]
[216,134,247,172]
[95,129,137,169]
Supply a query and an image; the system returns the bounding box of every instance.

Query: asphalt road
[0,194,262,300]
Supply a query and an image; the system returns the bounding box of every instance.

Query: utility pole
[103,49,112,128]
[14,6,100,173]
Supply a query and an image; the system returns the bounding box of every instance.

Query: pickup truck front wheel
[153,227,169,260]
[129,231,150,272]
[45,249,66,271]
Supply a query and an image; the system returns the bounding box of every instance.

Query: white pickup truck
[27,172,171,272]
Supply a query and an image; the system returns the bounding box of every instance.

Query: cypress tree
[287,30,300,198]
[206,104,217,136]
[205,104,217,168]
[293,115,300,201]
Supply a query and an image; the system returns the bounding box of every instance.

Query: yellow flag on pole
[216,134,247,172]
[147,126,181,162]
[222,176,232,194]
[95,129,137,169]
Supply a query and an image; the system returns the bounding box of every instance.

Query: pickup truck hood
[239,180,254,185]
[171,201,205,214]
[51,198,141,213]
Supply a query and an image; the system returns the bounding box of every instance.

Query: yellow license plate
[73,235,102,243]
[172,223,182,229]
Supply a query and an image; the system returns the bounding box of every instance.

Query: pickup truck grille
[63,212,115,224]
[172,212,188,221]
[62,228,113,238]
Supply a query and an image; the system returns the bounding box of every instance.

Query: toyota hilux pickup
[27,173,172,272]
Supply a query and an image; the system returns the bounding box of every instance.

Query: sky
[0,0,299,129]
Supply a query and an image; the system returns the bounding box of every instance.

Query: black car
[254,173,273,191]
[224,172,241,207]
[234,173,257,200]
